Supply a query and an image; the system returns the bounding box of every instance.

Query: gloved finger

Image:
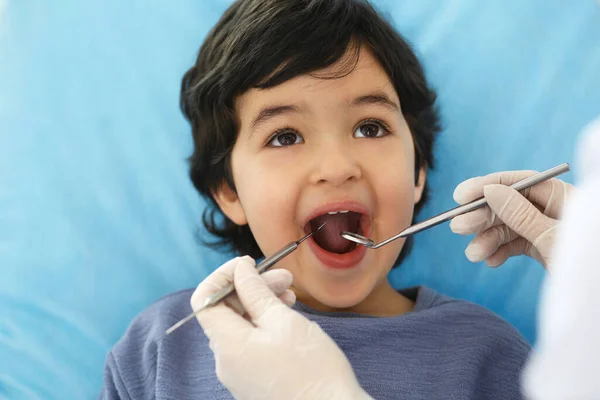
[191,257,255,341]
[529,225,556,269]
[484,184,555,246]
[454,170,537,203]
[234,256,288,325]
[464,224,520,262]
[450,207,500,235]
[194,301,253,346]
[225,268,294,315]
[485,238,532,268]
[196,291,294,359]
[279,289,297,307]
[238,289,296,323]
[193,294,254,346]
[191,257,242,306]
[452,172,565,235]
[454,171,571,219]
[450,196,546,235]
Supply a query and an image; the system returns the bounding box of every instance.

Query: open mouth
[304,210,366,254]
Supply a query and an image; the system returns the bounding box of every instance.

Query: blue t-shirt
[100,286,530,399]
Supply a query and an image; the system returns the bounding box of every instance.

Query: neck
[297,280,414,316]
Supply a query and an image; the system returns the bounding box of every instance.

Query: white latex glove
[450,169,573,269]
[192,256,372,400]
[191,256,297,316]
[523,118,600,399]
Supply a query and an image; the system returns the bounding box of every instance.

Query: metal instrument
[341,163,570,249]
[165,222,326,335]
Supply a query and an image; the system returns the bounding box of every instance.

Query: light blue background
[1,1,599,398]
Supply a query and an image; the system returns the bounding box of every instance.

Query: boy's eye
[354,119,390,138]
[267,130,304,147]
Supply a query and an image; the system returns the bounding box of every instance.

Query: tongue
[310,213,357,254]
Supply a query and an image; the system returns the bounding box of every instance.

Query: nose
[310,142,362,187]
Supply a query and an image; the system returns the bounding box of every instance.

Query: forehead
[235,47,399,114]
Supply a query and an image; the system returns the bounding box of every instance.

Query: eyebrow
[250,104,302,133]
[349,92,400,112]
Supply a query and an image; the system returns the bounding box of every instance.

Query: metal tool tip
[297,222,327,244]
[340,231,375,248]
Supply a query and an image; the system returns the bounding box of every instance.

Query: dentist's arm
[523,119,600,398]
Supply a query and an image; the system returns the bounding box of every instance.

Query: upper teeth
[327,210,350,214]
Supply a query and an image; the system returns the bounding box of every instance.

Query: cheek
[379,174,415,224]
[232,154,302,254]
[372,146,417,229]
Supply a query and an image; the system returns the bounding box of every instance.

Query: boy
[101,0,531,398]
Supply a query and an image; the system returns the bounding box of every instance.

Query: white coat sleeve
[523,116,600,399]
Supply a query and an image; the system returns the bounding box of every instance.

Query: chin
[311,285,372,311]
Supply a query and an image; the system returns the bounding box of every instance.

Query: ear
[212,181,248,226]
[414,166,427,204]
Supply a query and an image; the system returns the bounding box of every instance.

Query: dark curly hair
[180,0,440,268]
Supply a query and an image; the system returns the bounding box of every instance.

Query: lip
[302,200,372,269]
[307,236,368,269]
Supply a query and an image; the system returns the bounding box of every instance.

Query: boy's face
[214,47,425,312]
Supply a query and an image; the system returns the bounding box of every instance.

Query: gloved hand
[192,256,372,400]
[190,256,297,316]
[450,170,573,269]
